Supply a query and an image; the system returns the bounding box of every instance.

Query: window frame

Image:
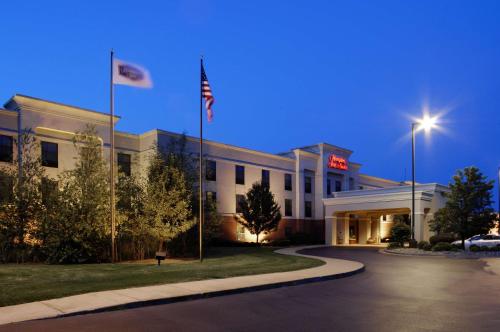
[41,141,58,168]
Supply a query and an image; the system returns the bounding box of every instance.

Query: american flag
[201,64,215,122]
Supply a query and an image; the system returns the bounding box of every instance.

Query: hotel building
[0,95,449,244]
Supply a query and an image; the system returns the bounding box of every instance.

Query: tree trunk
[256,233,259,244]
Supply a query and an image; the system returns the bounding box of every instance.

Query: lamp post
[410,114,438,240]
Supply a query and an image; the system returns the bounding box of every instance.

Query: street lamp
[411,114,438,240]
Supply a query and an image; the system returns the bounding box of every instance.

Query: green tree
[116,172,153,260]
[145,145,195,251]
[236,182,282,243]
[0,130,45,263]
[430,167,496,248]
[42,125,110,263]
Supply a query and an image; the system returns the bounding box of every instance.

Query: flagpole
[199,56,204,263]
[110,49,116,263]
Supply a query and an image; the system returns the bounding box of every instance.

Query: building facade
[0,95,449,244]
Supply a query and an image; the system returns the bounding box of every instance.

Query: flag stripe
[201,64,215,122]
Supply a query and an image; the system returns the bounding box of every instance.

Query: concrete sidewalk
[0,245,364,326]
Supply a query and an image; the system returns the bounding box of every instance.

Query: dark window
[262,169,270,187]
[206,160,216,181]
[304,176,312,194]
[41,177,58,205]
[0,135,13,163]
[117,153,131,176]
[236,194,246,213]
[206,191,217,202]
[305,201,312,218]
[41,141,58,168]
[349,177,355,190]
[0,173,13,203]
[335,180,342,192]
[285,199,292,217]
[284,173,292,191]
[327,179,332,195]
[235,165,245,185]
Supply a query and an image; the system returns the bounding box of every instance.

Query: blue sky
[1,0,499,207]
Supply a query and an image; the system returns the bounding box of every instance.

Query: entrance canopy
[323,184,449,244]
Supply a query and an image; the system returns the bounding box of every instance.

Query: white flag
[113,58,153,88]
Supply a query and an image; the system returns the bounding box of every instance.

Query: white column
[324,215,337,245]
[343,215,350,244]
[414,212,425,242]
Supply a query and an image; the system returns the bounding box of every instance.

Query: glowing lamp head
[417,114,438,133]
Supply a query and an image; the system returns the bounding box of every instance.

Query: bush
[480,246,491,252]
[469,245,480,252]
[429,233,455,246]
[432,242,453,251]
[408,239,418,248]
[270,239,291,247]
[387,242,401,249]
[417,241,430,250]
[289,232,315,245]
[390,223,411,246]
[423,243,432,251]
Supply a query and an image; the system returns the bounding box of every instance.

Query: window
[335,180,342,192]
[206,160,216,181]
[235,165,245,185]
[304,176,312,193]
[0,173,13,203]
[41,141,58,168]
[117,153,131,176]
[236,194,246,213]
[284,173,292,191]
[349,177,355,190]
[326,179,332,196]
[206,191,217,202]
[305,200,312,218]
[285,199,292,217]
[262,169,270,187]
[237,225,246,241]
[0,135,13,163]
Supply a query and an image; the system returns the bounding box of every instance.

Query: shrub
[390,223,411,246]
[469,245,480,252]
[432,242,453,251]
[289,232,315,245]
[408,239,418,248]
[429,233,455,246]
[417,241,430,250]
[480,246,491,252]
[271,239,291,247]
[387,242,401,249]
[423,243,432,251]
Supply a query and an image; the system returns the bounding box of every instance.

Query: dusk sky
[1,0,499,206]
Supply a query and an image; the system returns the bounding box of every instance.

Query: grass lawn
[0,247,323,307]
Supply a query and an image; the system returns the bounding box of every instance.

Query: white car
[452,234,500,250]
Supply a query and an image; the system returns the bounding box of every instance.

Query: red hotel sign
[327,154,348,170]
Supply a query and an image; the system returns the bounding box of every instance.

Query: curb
[55,263,365,319]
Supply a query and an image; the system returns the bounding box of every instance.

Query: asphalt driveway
[2,247,500,332]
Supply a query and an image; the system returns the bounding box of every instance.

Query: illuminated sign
[327,154,348,170]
